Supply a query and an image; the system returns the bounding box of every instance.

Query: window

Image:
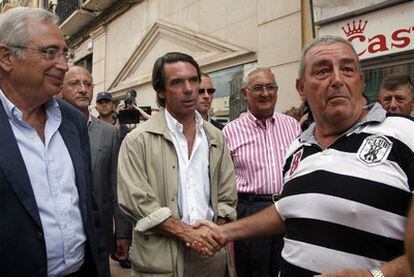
[209,62,257,123]
[362,51,414,103]
[75,54,92,73]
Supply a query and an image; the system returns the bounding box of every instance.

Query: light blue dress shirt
[0,90,86,276]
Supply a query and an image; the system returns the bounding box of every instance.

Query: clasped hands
[184,220,227,256]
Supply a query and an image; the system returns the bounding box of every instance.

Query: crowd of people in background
[0,6,413,277]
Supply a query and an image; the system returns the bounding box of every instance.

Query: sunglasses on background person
[199,88,216,94]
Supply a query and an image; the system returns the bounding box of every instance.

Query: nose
[55,54,69,72]
[77,83,89,94]
[331,67,344,89]
[183,79,193,93]
[389,97,399,111]
[260,87,272,96]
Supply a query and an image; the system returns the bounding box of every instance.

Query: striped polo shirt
[223,111,301,194]
[276,103,414,275]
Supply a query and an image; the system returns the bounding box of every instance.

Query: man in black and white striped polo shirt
[194,35,414,276]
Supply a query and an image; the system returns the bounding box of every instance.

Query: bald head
[61,66,94,117]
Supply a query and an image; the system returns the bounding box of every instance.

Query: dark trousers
[234,198,284,277]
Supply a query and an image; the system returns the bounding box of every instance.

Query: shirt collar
[165,109,203,134]
[246,110,276,127]
[0,88,60,122]
[299,103,386,144]
[88,115,92,126]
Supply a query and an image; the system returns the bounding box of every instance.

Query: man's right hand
[152,217,222,256]
[191,220,228,255]
[183,224,222,256]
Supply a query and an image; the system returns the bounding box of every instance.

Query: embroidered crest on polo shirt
[357,135,393,166]
[289,149,303,176]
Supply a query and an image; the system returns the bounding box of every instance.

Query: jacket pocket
[130,232,175,274]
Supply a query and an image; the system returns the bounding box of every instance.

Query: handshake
[184,220,229,257]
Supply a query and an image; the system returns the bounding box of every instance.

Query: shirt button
[36,232,43,241]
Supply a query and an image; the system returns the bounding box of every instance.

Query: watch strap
[369,267,385,277]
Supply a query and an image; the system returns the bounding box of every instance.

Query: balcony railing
[55,0,81,23]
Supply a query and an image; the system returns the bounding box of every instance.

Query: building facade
[57,0,313,121]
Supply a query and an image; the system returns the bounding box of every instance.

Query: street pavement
[110,258,131,277]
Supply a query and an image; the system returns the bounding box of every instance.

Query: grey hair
[298,35,361,82]
[242,66,276,88]
[0,7,59,60]
[378,74,414,98]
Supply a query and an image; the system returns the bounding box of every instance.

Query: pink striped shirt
[223,111,301,194]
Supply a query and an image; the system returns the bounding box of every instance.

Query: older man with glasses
[196,73,224,130]
[0,7,109,277]
[222,66,301,277]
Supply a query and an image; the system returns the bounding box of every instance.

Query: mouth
[327,94,349,103]
[48,77,66,90]
[183,98,196,105]
[76,96,90,101]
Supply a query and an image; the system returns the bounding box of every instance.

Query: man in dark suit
[197,73,225,130]
[61,66,131,266]
[0,7,109,277]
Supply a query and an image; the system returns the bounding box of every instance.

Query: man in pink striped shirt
[222,66,301,277]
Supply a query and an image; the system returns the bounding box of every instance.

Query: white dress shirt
[165,110,213,224]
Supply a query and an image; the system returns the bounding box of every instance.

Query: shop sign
[318,2,414,60]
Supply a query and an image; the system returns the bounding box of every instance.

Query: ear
[0,44,14,74]
[241,88,247,100]
[157,91,165,100]
[295,79,305,100]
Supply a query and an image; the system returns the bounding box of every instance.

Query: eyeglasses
[9,45,72,60]
[246,84,278,93]
[199,88,216,94]
[66,79,94,89]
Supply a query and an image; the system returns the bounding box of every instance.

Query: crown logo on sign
[341,20,368,37]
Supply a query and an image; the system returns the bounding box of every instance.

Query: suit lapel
[59,110,88,225]
[88,117,102,171]
[0,103,43,228]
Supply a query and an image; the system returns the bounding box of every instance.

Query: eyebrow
[37,44,68,51]
[339,58,357,66]
[311,59,330,68]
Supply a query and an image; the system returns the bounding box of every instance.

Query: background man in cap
[95,90,133,268]
[61,66,131,268]
[96,92,117,125]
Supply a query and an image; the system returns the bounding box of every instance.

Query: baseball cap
[96,92,112,102]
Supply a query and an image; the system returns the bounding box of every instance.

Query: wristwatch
[369,267,385,277]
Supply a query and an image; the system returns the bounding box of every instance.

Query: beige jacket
[118,110,237,276]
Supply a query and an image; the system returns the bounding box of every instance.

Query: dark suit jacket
[88,117,130,253]
[0,99,109,277]
[210,118,225,130]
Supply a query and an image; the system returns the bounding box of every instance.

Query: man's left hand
[115,238,130,261]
